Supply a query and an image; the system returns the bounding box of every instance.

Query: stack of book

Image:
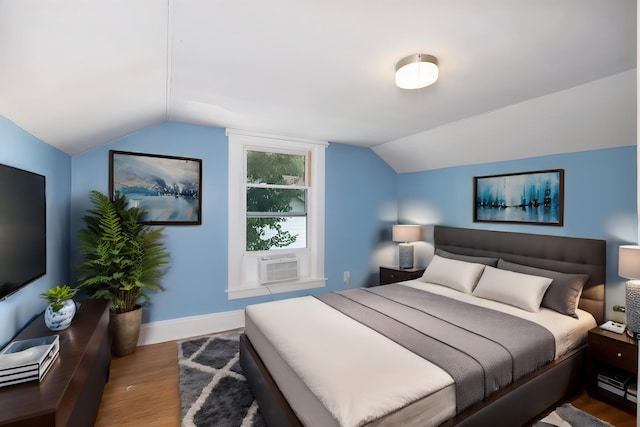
[627,383,637,403]
[597,368,633,397]
[0,335,59,388]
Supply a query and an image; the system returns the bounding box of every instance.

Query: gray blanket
[315,284,555,413]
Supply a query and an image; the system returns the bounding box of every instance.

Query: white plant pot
[44,300,77,331]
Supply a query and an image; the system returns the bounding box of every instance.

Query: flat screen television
[0,163,46,300]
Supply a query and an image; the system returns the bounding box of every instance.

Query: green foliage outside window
[246,151,305,251]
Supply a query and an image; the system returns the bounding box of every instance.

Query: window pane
[247,188,306,214]
[246,217,306,251]
[247,151,306,186]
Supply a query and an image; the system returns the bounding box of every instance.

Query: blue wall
[326,143,398,287]
[71,123,239,323]
[70,122,398,324]
[0,117,71,348]
[397,146,638,314]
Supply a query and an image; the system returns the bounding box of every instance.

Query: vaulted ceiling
[0,1,636,172]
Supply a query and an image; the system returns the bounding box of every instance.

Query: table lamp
[619,245,640,339]
[392,225,421,269]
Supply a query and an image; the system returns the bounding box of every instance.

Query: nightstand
[379,266,425,285]
[587,327,638,413]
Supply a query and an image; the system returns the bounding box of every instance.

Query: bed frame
[239,226,606,427]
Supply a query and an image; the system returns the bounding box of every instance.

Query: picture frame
[473,169,564,226]
[109,150,202,225]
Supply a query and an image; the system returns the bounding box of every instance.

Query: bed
[239,226,606,427]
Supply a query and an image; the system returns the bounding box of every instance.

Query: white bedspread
[244,281,596,427]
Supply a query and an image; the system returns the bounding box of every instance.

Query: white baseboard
[137,309,245,346]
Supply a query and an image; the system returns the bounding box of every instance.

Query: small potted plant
[41,285,78,331]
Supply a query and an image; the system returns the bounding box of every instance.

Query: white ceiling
[0,1,636,171]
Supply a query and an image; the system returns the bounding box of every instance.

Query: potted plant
[41,285,78,331]
[77,190,169,356]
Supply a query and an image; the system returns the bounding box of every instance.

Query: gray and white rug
[534,403,614,427]
[179,336,612,427]
[178,332,266,427]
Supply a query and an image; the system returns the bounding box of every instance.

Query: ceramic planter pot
[44,299,77,331]
[110,305,142,356]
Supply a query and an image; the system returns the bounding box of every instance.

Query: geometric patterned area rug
[178,332,266,427]
[179,336,612,427]
[533,403,614,427]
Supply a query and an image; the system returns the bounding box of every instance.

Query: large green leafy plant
[77,190,169,313]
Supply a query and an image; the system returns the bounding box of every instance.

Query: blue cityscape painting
[474,169,563,225]
[110,150,202,225]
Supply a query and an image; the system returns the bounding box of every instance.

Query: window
[227,129,327,299]
[246,150,307,251]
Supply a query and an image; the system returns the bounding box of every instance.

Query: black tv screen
[0,164,46,300]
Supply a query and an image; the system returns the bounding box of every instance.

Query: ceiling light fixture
[395,54,439,90]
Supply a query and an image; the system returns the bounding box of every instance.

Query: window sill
[227,277,327,300]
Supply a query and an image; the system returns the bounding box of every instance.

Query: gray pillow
[436,249,499,267]
[496,259,589,318]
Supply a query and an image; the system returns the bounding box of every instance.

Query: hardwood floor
[95,340,180,427]
[95,337,637,426]
[570,392,636,427]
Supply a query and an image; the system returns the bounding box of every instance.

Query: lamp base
[625,280,640,340]
[626,329,640,339]
[398,243,414,269]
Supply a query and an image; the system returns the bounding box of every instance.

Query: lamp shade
[619,245,640,279]
[395,54,438,89]
[392,225,421,243]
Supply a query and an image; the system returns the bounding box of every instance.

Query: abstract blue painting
[474,169,563,225]
[110,150,202,225]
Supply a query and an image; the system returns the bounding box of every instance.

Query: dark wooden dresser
[0,299,110,426]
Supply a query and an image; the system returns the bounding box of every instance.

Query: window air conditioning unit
[259,253,298,284]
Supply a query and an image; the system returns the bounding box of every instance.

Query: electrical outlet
[343,271,350,286]
[613,305,626,313]
[612,305,627,324]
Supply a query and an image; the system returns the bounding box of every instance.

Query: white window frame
[227,129,327,299]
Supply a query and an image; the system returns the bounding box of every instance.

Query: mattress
[244,280,596,427]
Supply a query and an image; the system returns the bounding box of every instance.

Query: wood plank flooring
[95,340,180,427]
[95,337,637,426]
[570,392,636,427]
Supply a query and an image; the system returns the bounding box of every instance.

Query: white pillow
[420,255,485,293]
[472,266,553,312]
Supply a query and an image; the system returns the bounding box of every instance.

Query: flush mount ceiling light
[395,54,439,89]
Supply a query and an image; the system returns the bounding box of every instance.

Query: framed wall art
[109,150,202,225]
[473,169,564,226]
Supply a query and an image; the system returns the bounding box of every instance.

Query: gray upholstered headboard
[434,226,606,324]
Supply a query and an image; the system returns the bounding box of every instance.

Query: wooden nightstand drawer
[589,332,638,373]
[379,267,425,285]
[587,327,638,413]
